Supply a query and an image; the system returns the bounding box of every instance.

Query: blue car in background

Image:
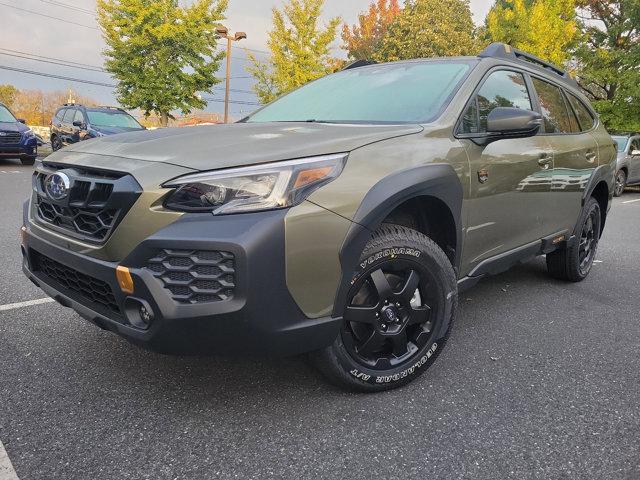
[0,102,38,165]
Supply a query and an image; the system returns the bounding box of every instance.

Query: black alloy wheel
[578,207,599,276]
[546,196,601,282]
[342,260,439,370]
[310,224,457,392]
[614,170,626,197]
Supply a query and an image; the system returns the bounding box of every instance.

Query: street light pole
[216,26,247,124]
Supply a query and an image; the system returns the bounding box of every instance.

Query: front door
[459,69,552,273]
[628,137,640,183]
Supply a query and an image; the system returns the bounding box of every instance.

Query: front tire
[20,155,36,166]
[546,197,601,282]
[50,135,62,152]
[310,224,457,392]
[614,170,627,197]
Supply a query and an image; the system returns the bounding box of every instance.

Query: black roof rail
[343,59,377,70]
[479,42,578,88]
[96,105,125,111]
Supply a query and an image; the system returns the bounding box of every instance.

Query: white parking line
[621,198,640,204]
[0,298,54,312]
[0,440,19,480]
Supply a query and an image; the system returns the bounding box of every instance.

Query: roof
[343,42,579,90]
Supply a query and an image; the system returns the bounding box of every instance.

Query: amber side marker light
[294,166,333,189]
[20,226,27,247]
[116,266,135,295]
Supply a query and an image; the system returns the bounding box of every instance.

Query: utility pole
[215,26,247,124]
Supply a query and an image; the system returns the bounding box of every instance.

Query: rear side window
[74,109,85,124]
[630,138,640,154]
[54,109,66,122]
[62,108,76,123]
[566,93,595,131]
[532,78,573,134]
[459,70,532,134]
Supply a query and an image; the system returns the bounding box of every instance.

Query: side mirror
[72,120,85,128]
[469,107,542,146]
[487,107,542,137]
[17,118,26,124]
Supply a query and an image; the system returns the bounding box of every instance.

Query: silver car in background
[612,133,640,196]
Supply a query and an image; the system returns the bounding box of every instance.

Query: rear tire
[614,170,626,197]
[20,156,36,166]
[310,224,457,392]
[546,197,601,282]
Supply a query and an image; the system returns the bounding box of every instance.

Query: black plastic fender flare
[332,163,464,318]
[581,163,615,234]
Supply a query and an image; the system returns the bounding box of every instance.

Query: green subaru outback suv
[21,44,615,391]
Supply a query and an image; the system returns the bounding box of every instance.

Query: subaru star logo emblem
[44,172,71,201]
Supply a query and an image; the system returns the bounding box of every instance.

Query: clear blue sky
[0,0,493,118]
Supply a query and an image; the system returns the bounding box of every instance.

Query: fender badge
[478,169,489,184]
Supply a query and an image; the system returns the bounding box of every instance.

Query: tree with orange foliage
[341,0,401,61]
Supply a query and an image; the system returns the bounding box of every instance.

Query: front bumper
[0,136,38,158]
[22,206,342,356]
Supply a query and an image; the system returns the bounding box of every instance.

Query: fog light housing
[124,297,154,330]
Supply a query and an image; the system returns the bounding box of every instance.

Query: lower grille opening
[144,249,236,304]
[32,251,121,317]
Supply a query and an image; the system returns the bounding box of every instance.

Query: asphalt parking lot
[0,159,639,480]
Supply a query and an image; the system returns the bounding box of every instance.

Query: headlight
[163,153,347,214]
[24,129,34,138]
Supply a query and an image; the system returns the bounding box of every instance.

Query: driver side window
[459,70,532,134]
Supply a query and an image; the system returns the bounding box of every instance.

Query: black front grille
[33,164,141,243]
[144,249,236,304]
[0,131,22,145]
[33,252,120,315]
[36,198,118,241]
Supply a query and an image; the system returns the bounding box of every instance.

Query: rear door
[460,69,552,270]
[530,78,597,236]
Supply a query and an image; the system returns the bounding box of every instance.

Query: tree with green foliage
[247,0,340,104]
[97,0,227,126]
[485,0,578,64]
[372,0,476,62]
[574,0,640,131]
[342,0,401,61]
[0,84,19,109]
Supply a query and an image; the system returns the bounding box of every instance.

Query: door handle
[585,151,597,163]
[538,155,552,169]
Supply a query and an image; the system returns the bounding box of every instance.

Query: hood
[92,125,144,136]
[0,121,28,133]
[63,122,423,171]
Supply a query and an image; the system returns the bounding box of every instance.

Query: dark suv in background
[50,104,144,151]
[0,102,38,165]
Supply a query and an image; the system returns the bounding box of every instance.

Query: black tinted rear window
[566,93,595,131]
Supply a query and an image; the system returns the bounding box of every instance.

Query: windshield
[247,61,473,124]
[612,136,628,153]
[0,105,17,123]
[87,110,142,129]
